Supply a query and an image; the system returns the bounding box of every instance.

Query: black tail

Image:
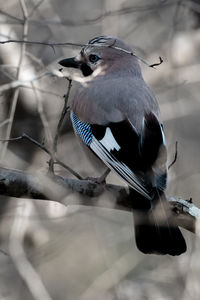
[132,190,187,256]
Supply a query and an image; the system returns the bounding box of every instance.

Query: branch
[9,199,53,300]
[0,39,84,48]
[0,1,177,27]
[0,39,163,69]
[0,71,64,94]
[31,82,53,147]
[53,78,72,154]
[0,0,28,161]
[0,166,199,237]
[0,133,82,180]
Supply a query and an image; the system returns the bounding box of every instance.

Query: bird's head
[59,36,140,77]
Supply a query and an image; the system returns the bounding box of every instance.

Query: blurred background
[0,0,200,299]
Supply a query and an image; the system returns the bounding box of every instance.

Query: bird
[59,35,186,255]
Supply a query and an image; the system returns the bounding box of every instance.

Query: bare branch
[0,132,82,179]
[9,199,53,300]
[0,0,29,161]
[0,71,64,94]
[53,78,72,153]
[0,166,199,237]
[0,89,20,160]
[0,38,164,69]
[3,133,51,154]
[31,82,53,147]
[0,1,178,27]
[0,39,84,48]
[28,0,46,18]
[0,118,10,128]
[55,159,83,180]
[0,9,23,24]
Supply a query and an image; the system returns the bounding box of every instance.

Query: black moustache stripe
[80,63,93,77]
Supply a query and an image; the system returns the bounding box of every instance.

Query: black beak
[58,57,93,77]
[58,57,81,69]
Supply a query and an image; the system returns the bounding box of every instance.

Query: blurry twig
[109,43,164,69]
[0,133,82,179]
[0,38,164,69]
[21,85,62,97]
[0,9,23,23]
[81,250,142,300]
[53,78,72,153]
[25,50,44,67]
[48,77,72,173]
[9,200,53,300]
[0,70,66,94]
[31,82,53,147]
[55,159,83,180]
[0,118,10,128]
[0,133,51,155]
[0,0,28,162]
[0,39,84,47]
[0,1,178,27]
[0,166,200,237]
[28,0,46,18]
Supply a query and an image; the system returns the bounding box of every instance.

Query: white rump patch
[99,127,120,152]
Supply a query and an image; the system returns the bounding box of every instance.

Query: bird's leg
[85,168,110,184]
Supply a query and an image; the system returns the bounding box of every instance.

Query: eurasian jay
[59,36,186,255]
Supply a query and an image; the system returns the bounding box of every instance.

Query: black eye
[89,54,100,63]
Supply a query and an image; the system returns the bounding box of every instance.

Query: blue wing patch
[71,112,93,146]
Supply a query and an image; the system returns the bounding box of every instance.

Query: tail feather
[134,221,186,256]
[132,190,187,256]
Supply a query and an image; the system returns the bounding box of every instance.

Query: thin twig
[31,82,53,147]
[149,56,163,68]
[0,1,177,27]
[0,89,20,160]
[0,9,23,23]
[0,133,82,179]
[9,200,53,300]
[55,159,83,180]
[0,118,10,128]
[20,85,62,97]
[0,71,64,94]
[0,38,164,69]
[0,37,164,69]
[168,141,178,169]
[109,44,164,68]
[0,166,200,237]
[0,133,51,155]
[47,78,72,173]
[0,39,84,47]
[28,0,46,18]
[0,0,28,161]
[25,51,44,67]
[53,78,72,153]
[0,66,16,80]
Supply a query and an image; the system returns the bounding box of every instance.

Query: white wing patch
[90,136,151,200]
[99,127,120,152]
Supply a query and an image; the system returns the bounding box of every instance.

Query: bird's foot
[85,168,110,184]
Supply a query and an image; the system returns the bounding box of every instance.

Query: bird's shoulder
[72,76,160,128]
